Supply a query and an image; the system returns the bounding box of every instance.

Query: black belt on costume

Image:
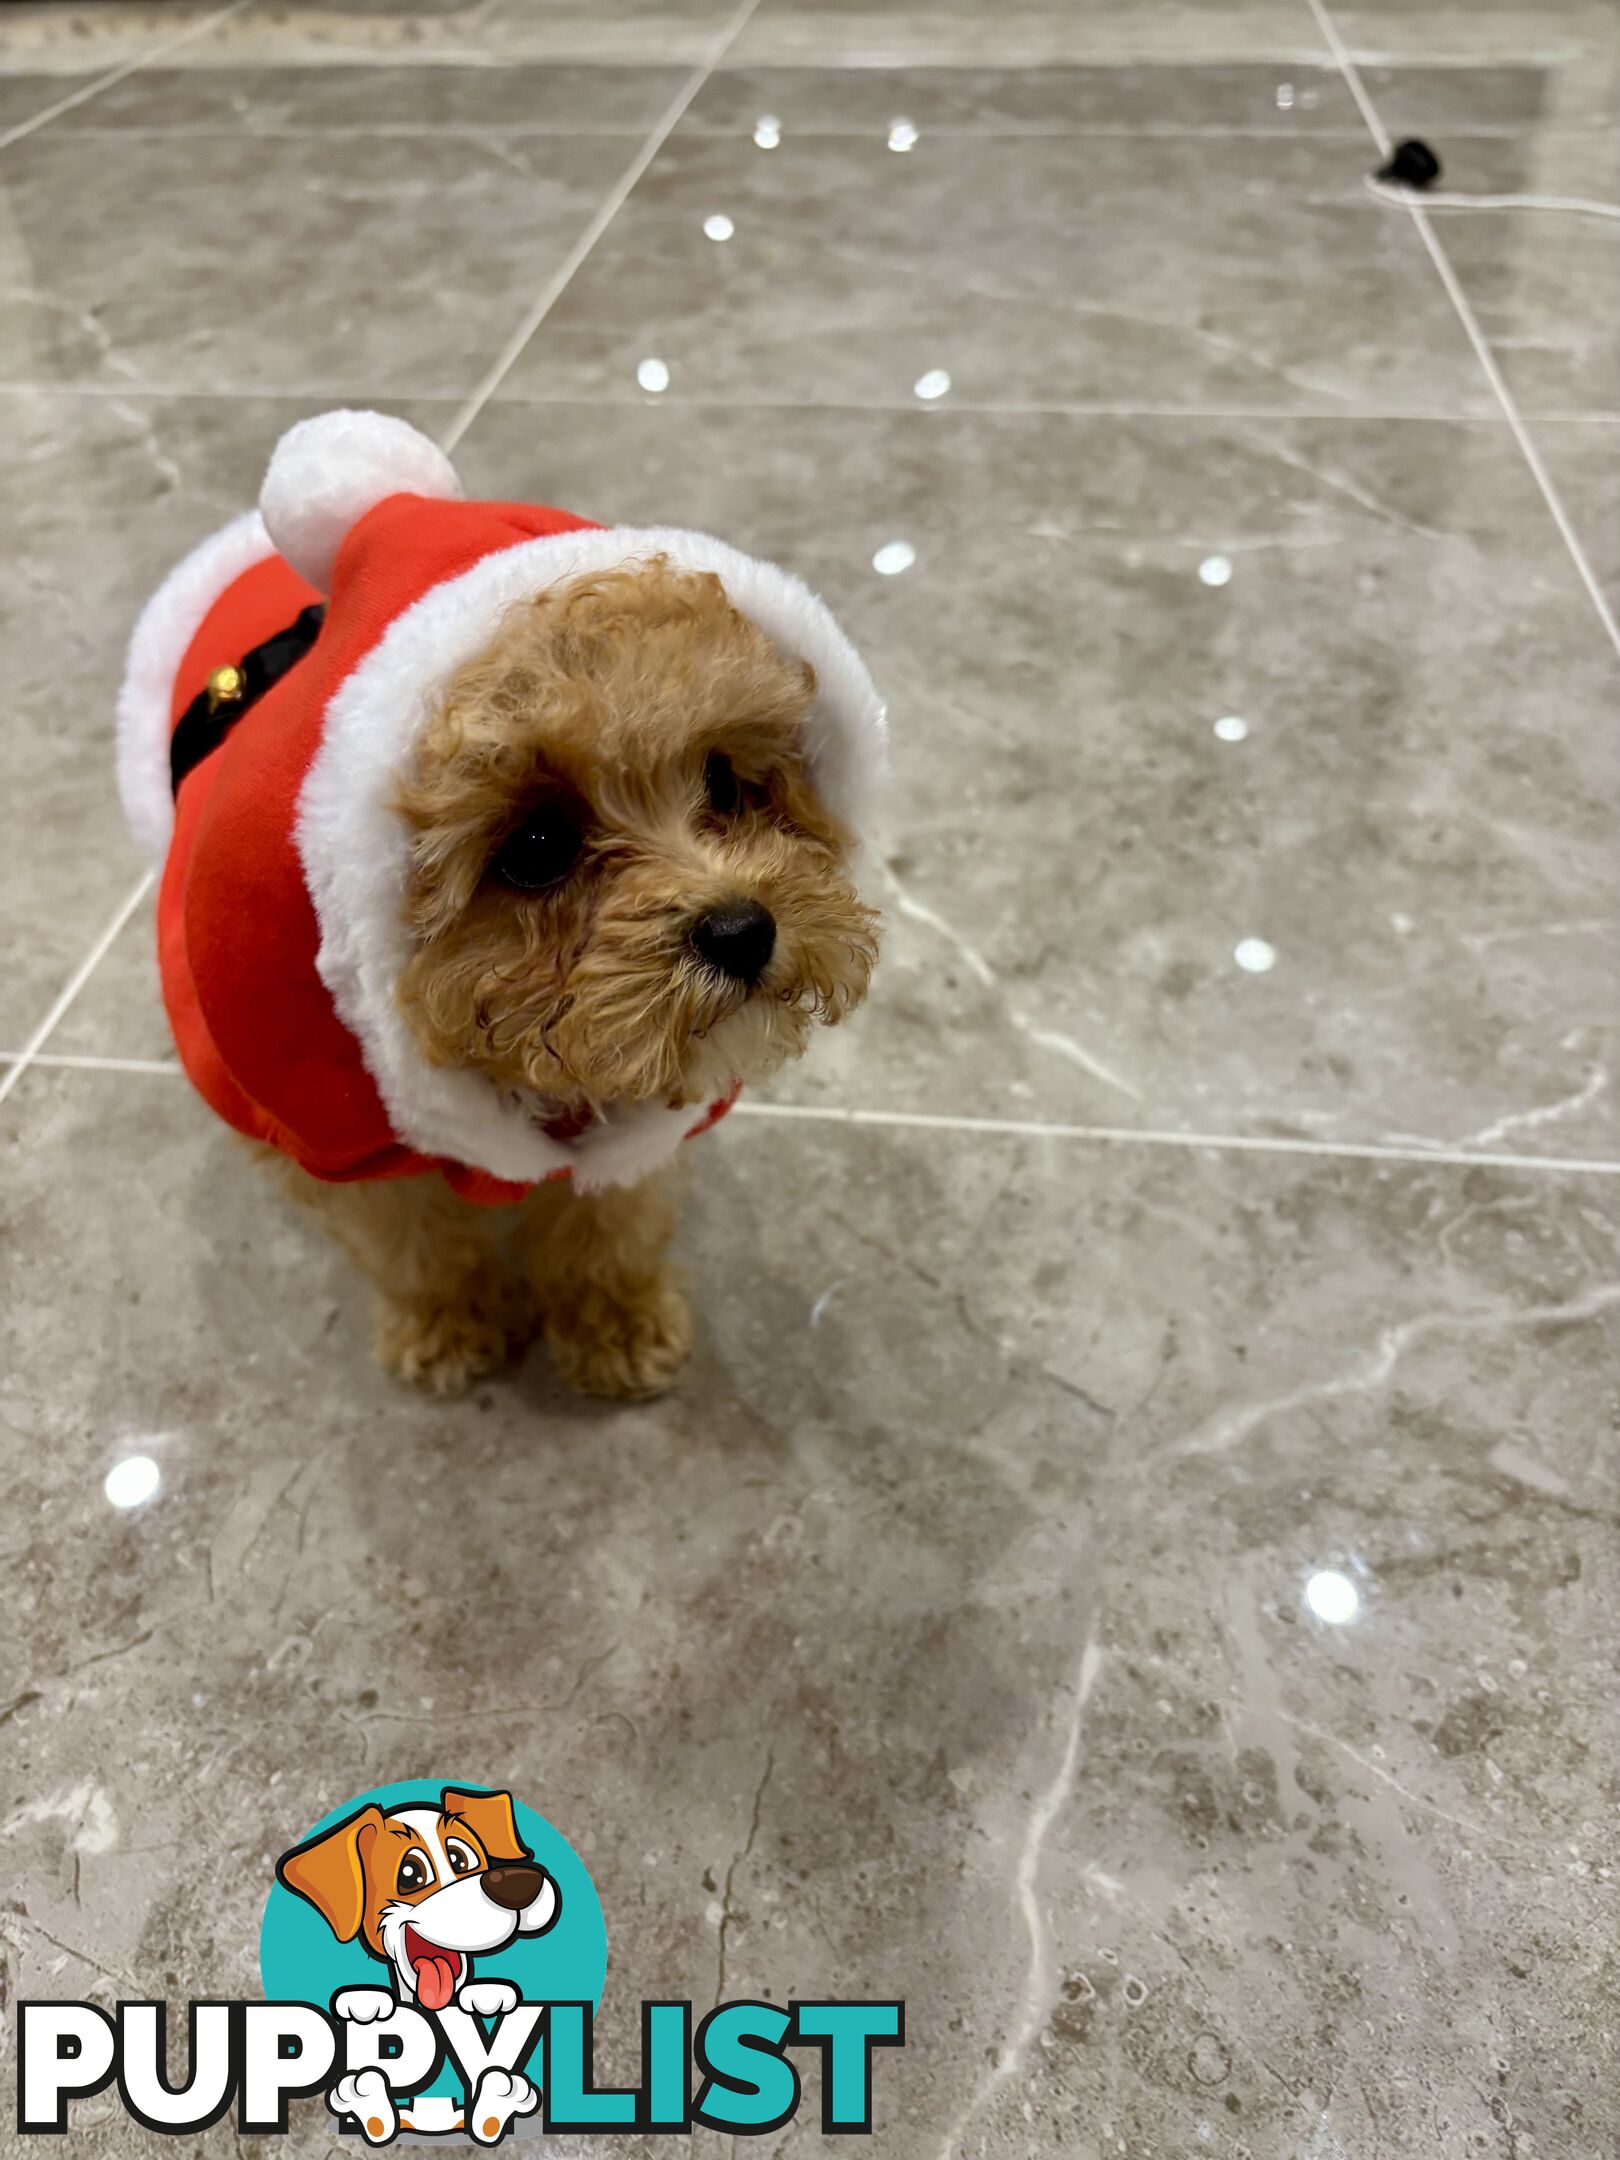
[169,603,326,799]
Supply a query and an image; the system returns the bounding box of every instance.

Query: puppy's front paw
[468,2067,538,2145]
[333,1987,397,2024]
[457,1978,519,2017]
[329,2068,397,2143]
[545,1277,691,1401]
[375,1298,511,1397]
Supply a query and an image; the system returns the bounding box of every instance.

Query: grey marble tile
[689,60,1363,135]
[0,393,447,1053]
[33,59,685,134]
[498,123,1494,415]
[731,0,1334,67]
[0,124,633,396]
[4,1066,1618,2155]
[1534,420,1620,614]
[449,399,1619,1162]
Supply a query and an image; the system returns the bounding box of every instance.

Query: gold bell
[205,662,246,713]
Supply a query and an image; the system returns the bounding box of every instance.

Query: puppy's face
[393,558,878,1115]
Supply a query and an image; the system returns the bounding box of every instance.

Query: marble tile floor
[1,2,1617,2156]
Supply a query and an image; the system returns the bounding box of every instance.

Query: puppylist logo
[16,1778,904,2144]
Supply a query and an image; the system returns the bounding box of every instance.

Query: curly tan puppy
[118,411,884,1402]
[286,560,877,1398]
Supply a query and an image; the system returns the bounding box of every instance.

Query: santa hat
[115,410,886,1195]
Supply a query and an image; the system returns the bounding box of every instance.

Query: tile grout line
[0,872,153,1108]
[0,0,257,153]
[437,0,766,454]
[5,1046,1616,1177]
[1303,0,1620,666]
[0,1051,178,1076]
[728,1101,1620,1177]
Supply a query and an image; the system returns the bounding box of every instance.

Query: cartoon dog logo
[276,1786,559,2142]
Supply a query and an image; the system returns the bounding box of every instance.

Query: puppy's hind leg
[518,1164,691,1401]
[279,1164,527,1395]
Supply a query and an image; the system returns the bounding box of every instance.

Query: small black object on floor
[1376,138,1442,189]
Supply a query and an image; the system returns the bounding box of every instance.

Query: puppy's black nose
[482,1863,546,1912]
[692,899,776,984]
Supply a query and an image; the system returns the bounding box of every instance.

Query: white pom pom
[260,410,461,591]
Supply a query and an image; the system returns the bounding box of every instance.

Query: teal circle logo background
[260,1780,607,2104]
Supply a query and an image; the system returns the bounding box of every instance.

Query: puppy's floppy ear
[441,1787,529,1865]
[276,1804,386,1942]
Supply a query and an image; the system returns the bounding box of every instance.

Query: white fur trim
[296,525,886,1188]
[116,510,276,860]
[260,410,461,593]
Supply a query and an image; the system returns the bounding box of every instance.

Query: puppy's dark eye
[397,1852,430,1895]
[492,806,581,891]
[445,1840,479,1876]
[705,753,741,817]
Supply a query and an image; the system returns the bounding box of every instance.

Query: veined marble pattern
[2,1,1618,2156]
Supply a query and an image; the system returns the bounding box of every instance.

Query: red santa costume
[117,411,884,1205]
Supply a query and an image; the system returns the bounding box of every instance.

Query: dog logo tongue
[416,1954,458,2012]
[407,1930,461,2012]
